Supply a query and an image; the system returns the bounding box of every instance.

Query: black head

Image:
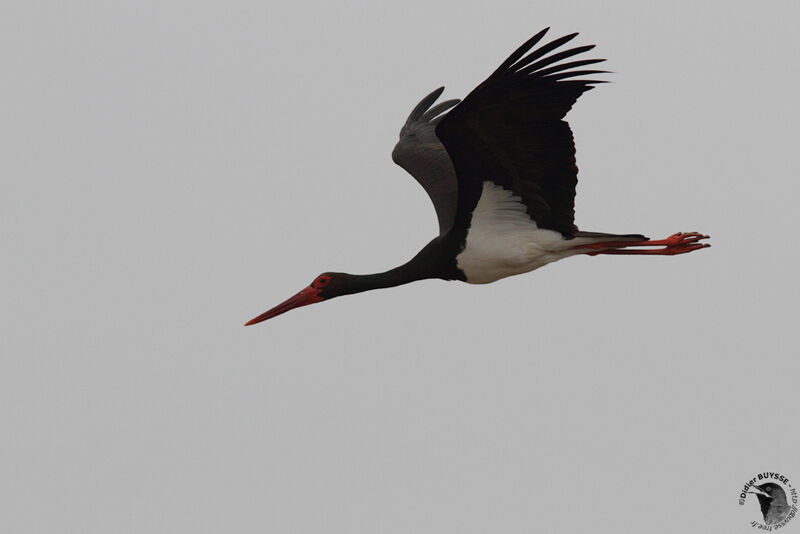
[311,272,353,299]
[752,483,787,502]
[245,272,353,325]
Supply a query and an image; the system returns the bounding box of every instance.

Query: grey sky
[2,1,799,533]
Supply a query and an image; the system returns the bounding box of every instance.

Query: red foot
[577,232,711,256]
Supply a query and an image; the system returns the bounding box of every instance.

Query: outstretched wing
[391,88,461,235]
[436,28,608,238]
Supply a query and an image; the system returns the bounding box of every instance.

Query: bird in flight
[246,28,709,325]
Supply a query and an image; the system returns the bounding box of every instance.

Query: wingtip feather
[405,87,445,126]
[494,28,551,74]
[421,98,461,122]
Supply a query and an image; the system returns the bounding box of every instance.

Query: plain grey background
[2,1,799,532]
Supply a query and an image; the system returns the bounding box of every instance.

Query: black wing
[392,88,461,235]
[436,28,608,237]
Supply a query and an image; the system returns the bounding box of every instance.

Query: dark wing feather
[436,29,608,237]
[392,88,461,235]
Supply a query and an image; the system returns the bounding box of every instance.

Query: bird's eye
[316,276,330,287]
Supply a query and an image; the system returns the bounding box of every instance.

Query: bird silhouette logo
[739,472,798,529]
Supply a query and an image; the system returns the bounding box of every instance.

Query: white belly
[456,181,582,284]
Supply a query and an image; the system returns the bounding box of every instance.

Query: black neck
[341,236,464,296]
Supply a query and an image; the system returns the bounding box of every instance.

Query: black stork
[246,28,709,326]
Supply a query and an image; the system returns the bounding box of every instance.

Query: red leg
[573,232,711,256]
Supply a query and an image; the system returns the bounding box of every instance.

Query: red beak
[245,285,323,326]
